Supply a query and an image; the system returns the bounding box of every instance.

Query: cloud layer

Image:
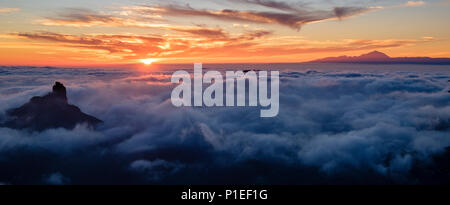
[0,64,449,184]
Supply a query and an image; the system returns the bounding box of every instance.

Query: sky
[0,0,449,66]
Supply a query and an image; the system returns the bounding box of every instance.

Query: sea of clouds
[0,64,449,184]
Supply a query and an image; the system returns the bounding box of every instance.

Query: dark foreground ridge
[2,82,102,131]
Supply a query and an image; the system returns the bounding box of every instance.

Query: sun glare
[140,58,158,65]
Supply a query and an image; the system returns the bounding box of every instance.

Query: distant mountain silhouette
[311,51,450,64]
[2,82,102,131]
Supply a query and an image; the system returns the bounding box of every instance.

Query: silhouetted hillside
[311,51,450,64]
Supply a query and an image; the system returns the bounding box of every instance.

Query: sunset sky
[0,0,449,66]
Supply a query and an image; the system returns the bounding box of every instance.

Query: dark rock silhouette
[2,82,102,131]
[52,81,68,102]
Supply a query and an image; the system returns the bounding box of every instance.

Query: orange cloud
[36,8,270,40]
[404,1,426,7]
[4,30,431,65]
[0,8,20,13]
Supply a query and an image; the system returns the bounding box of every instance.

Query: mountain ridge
[311,51,450,64]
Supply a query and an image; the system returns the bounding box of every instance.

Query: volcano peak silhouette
[358,51,390,60]
[311,50,450,64]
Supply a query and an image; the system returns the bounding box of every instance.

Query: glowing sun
[140,58,158,65]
